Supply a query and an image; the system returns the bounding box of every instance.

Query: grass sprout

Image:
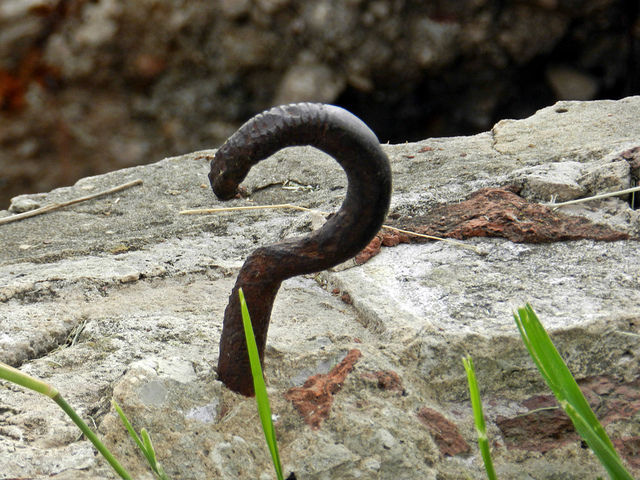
[0,361,132,480]
[514,303,633,480]
[463,356,497,480]
[113,401,171,480]
[239,287,285,480]
[0,361,170,479]
[2,299,633,480]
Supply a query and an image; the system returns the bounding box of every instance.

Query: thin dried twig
[180,204,317,215]
[0,179,143,226]
[180,204,482,254]
[548,185,640,209]
[380,225,483,253]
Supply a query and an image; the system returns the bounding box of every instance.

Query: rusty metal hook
[209,103,392,396]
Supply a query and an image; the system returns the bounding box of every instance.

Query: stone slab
[1,97,639,479]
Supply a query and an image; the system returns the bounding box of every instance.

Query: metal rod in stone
[209,103,392,396]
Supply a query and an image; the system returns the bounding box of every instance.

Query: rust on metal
[209,103,392,396]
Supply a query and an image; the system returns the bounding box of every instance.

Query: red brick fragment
[495,375,640,468]
[417,407,471,456]
[340,292,353,305]
[389,185,632,243]
[355,235,382,264]
[355,231,410,264]
[285,349,362,430]
[361,370,405,393]
[380,230,411,247]
[496,396,578,453]
[614,437,640,468]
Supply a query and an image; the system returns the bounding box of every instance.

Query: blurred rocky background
[0,0,638,208]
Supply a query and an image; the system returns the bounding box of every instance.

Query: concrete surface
[1,97,639,479]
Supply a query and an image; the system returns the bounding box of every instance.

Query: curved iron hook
[209,103,392,396]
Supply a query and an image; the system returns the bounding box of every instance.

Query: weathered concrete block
[1,97,639,479]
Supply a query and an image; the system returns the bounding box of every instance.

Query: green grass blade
[515,305,614,448]
[0,362,132,480]
[0,361,58,398]
[113,401,171,480]
[563,402,634,480]
[463,356,498,480]
[140,428,171,479]
[155,464,171,480]
[514,304,633,480]
[239,288,285,480]
[141,428,158,469]
[53,394,132,480]
[113,401,147,456]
